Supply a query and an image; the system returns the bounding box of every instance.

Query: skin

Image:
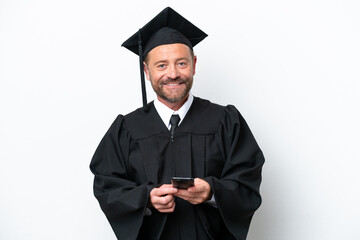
[144,43,212,213]
[144,43,196,111]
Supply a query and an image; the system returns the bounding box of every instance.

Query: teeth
[165,83,180,86]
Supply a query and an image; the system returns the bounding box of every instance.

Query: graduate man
[90,7,264,240]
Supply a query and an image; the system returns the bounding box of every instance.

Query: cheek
[148,70,157,80]
[181,68,193,78]
[149,71,165,84]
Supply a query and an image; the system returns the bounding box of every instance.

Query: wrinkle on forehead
[146,43,193,65]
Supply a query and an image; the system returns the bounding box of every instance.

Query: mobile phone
[171,177,194,189]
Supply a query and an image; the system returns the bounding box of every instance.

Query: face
[144,43,197,107]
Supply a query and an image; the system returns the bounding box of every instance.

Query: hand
[149,184,178,213]
[174,178,212,205]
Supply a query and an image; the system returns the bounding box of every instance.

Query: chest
[127,133,224,184]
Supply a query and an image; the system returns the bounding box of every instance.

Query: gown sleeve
[89,115,153,240]
[204,105,265,239]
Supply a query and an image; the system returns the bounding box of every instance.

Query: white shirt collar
[154,93,194,130]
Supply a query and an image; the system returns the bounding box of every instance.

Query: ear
[143,61,150,80]
[192,55,197,76]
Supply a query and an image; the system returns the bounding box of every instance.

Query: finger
[174,191,197,201]
[153,194,174,206]
[158,184,173,189]
[174,189,193,197]
[152,187,178,196]
[187,186,197,192]
[155,199,175,212]
[175,194,200,205]
[161,199,175,209]
[175,188,210,205]
[158,202,176,213]
[191,178,210,192]
[160,194,175,205]
[173,194,190,202]
[150,192,173,207]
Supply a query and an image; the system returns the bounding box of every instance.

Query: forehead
[146,43,192,62]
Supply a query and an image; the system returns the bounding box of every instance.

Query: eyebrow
[153,57,190,66]
[176,57,190,62]
[153,60,167,66]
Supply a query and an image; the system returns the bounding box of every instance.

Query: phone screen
[171,177,194,189]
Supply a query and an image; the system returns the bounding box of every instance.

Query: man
[90,7,264,240]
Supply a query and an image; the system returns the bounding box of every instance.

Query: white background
[1,0,359,239]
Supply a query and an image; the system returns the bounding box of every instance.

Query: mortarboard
[122,7,207,111]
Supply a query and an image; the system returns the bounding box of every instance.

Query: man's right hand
[149,184,178,213]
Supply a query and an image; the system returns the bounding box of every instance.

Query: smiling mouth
[163,81,184,87]
[165,83,181,86]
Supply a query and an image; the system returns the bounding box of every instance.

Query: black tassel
[138,29,148,111]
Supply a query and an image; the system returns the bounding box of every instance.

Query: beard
[150,76,193,103]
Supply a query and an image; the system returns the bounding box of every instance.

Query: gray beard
[151,78,193,103]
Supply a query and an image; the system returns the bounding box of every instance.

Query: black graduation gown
[90,97,264,240]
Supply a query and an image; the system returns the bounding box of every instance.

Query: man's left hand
[174,178,212,205]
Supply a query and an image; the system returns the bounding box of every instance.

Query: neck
[157,94,189,111]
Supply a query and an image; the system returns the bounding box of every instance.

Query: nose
[167,64,180,80]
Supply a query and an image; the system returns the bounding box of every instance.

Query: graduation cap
[122,7,208,111]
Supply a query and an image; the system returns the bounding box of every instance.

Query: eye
[157,64,166,69]
[178,62,187,68]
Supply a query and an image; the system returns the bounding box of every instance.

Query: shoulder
[196,97,248,132]
[190,97,226,115]
[180,97,241,134]
[195,97,243,121]
[123,103,151,123]
[122,102,167,139]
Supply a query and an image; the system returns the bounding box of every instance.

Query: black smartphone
[171,177,194,189]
